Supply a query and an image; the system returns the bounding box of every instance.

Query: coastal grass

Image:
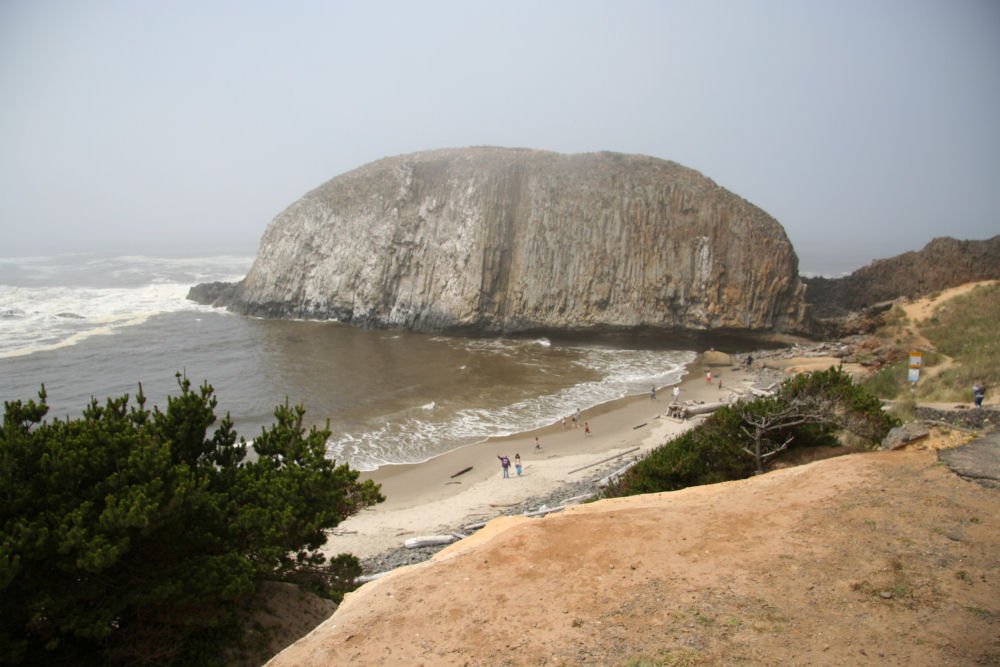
[863,282,1000,402]
[917,283,1000,401]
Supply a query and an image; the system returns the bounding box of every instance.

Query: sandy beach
[321,353,755,562]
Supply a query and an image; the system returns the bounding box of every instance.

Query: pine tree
[0,376,383,665]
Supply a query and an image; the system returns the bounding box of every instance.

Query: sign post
[908,351,923,386]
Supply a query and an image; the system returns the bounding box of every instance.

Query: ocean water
[0,254,696,471]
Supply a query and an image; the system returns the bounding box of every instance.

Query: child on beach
[515,453,522,476]
[534,437,542,451]
[584,422,591,436]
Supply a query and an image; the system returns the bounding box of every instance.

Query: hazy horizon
[2,1,998,276]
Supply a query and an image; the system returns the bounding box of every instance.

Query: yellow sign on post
[908,351,923,383]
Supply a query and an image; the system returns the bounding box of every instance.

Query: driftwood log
[685,400,729,416]
[404,535,458,549]
[568,446,640,474]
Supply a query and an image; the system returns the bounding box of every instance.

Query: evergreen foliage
[0,376,383,665]
[603,367,898,498]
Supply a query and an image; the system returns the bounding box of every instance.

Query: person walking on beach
[650,385,656,400]
[745,354,753,370]
[584,422,591,436]
[574,408,582,426]
[973,382,986,408]
[562,416,567,430]
[515,453,522,476]
[498,454,511,478]
[534,436,542,451]
[706,370,712,383]
[673,385,680,402]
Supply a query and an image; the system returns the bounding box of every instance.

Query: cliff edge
[266,449,1000,665]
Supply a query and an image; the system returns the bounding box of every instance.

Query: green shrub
[603,406,755,497]
[603,367,897,498]
[0,376,383,665]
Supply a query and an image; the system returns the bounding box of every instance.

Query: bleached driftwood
[685,400,728,416]
[597,460,638,487]
[404,535,457,549]
[560,493,594,506]
[568,446,640,474]
[463,495,595,532]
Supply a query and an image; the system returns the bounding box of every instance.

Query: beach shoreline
[321,352,759,564]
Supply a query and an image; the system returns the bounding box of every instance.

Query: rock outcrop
[803,235,1000,319]
[195,147,808,334]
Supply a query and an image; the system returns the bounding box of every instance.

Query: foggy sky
[1,0,998,275]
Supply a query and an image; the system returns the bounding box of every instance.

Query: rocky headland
[803,234,1000,327]
[190,148,999,341]
[190,147,808,334]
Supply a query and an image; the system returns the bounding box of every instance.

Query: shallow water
[1,254,702,470]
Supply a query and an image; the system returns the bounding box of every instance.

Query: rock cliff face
[207,148,808,334]
[804,235,1000,319]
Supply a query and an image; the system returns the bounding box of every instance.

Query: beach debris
[567,446,640,474]
[560,493,594,506]
[404,535,458,549]
[464,493,599,532]
[685,400,729,416]
[632,422,647,429]
[597,461,638,487]
[450,466,473,478]
[665,402,687,421]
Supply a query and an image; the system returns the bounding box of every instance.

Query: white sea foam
[326,346,696,471]
[0,254,251,358]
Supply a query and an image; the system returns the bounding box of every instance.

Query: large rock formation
[194,147,808,334]
[804,235,1000,319]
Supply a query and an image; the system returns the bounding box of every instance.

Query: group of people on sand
[499,414,594,478]
[498,355,771,479]
[496,453,521,478]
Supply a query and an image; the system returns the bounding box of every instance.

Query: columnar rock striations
[200,147,809,334]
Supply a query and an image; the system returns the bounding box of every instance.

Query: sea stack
[195,147,809,334]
